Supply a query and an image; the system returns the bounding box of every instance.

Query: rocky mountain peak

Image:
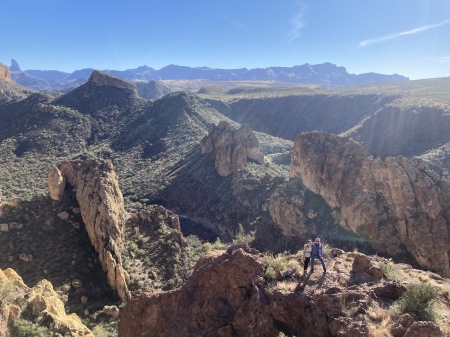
[0,63,11,81]
[200,121,264,176]
[9,59,21,72]
[88,70,137,94]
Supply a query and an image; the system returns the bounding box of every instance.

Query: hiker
[310,238,327,273]
[303,239,313,276]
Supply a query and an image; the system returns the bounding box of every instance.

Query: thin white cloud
[288,3,307,44]
[359,20,450,47]
[431,56,450,63]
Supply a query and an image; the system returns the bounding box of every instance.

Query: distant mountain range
[8,59,408,92]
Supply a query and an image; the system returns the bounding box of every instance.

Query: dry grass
[441,282,450,300]
[276,281,298,292]
[368,304,392,337]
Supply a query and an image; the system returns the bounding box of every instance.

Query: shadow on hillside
[0,189,118,315]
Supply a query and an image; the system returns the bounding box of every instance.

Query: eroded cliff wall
[290,132,450,276]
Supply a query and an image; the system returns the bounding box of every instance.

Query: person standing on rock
[302,239,313,276]
[310,238,327,273]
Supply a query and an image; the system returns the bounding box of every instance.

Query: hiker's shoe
[323,269,327,273]
[310,269,314,273]
[303,271,307,276]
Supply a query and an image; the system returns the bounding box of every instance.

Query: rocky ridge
[89,70,137,94]
[0,268,93,337]
[119,245,449,337]
[48,159,131,301]
[290,132,450,276]
[201,121,264,176]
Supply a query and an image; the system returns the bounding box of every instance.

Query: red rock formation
[118,246,448,337]
[201,121,264,176]
[290,132,450,276]
[48,159,130,300]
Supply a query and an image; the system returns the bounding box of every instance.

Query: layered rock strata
[290,132,450,276]
[89,70,137,94]
[48,159,130,300]
[200,121,264,176]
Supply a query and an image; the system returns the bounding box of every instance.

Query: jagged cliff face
[290,132,450,276]
[48,159,130,300]
[200,121,264,176]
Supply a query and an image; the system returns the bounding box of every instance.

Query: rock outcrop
[48,165,66,200]
[290,132,450,276]
[48,159,130,300]
[0,63,11,81]
[118,247,448,337]
[89,70,137,94]
[201,121,264,176]
[0,268,93,337]
[9,59,21,72]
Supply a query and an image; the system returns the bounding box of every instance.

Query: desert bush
[263,253,288,273]
[0,279,17,301]
[265,266,276,281]
[380,261,403,282]
[232,224,255,246]
[322,243,332,259]
[390,282,440,322]
[92,324,111,337]
[12,319,51,337]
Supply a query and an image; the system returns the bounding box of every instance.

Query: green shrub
[390,282,440,322]
[232,224,255,246]
[12,319,51,337]
[265,266,276,281]
[380,261,404,282]
[0,280,17,301]
[263,253,288,273]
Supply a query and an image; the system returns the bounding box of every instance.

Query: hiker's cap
[308,239,312,243]
[315,238,320,242]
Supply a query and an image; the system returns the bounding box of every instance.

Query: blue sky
[1,0,450,79]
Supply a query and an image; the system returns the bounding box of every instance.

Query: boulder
[102,305,120,318]
[404,321,442,337]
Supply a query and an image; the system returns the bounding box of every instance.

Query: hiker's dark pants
[311,254,326,271]
[303,257,311,272]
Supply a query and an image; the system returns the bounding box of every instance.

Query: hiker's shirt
[304,244,312,258]
[311,243,323,256]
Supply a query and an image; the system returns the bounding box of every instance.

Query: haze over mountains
[7,59,408,92]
